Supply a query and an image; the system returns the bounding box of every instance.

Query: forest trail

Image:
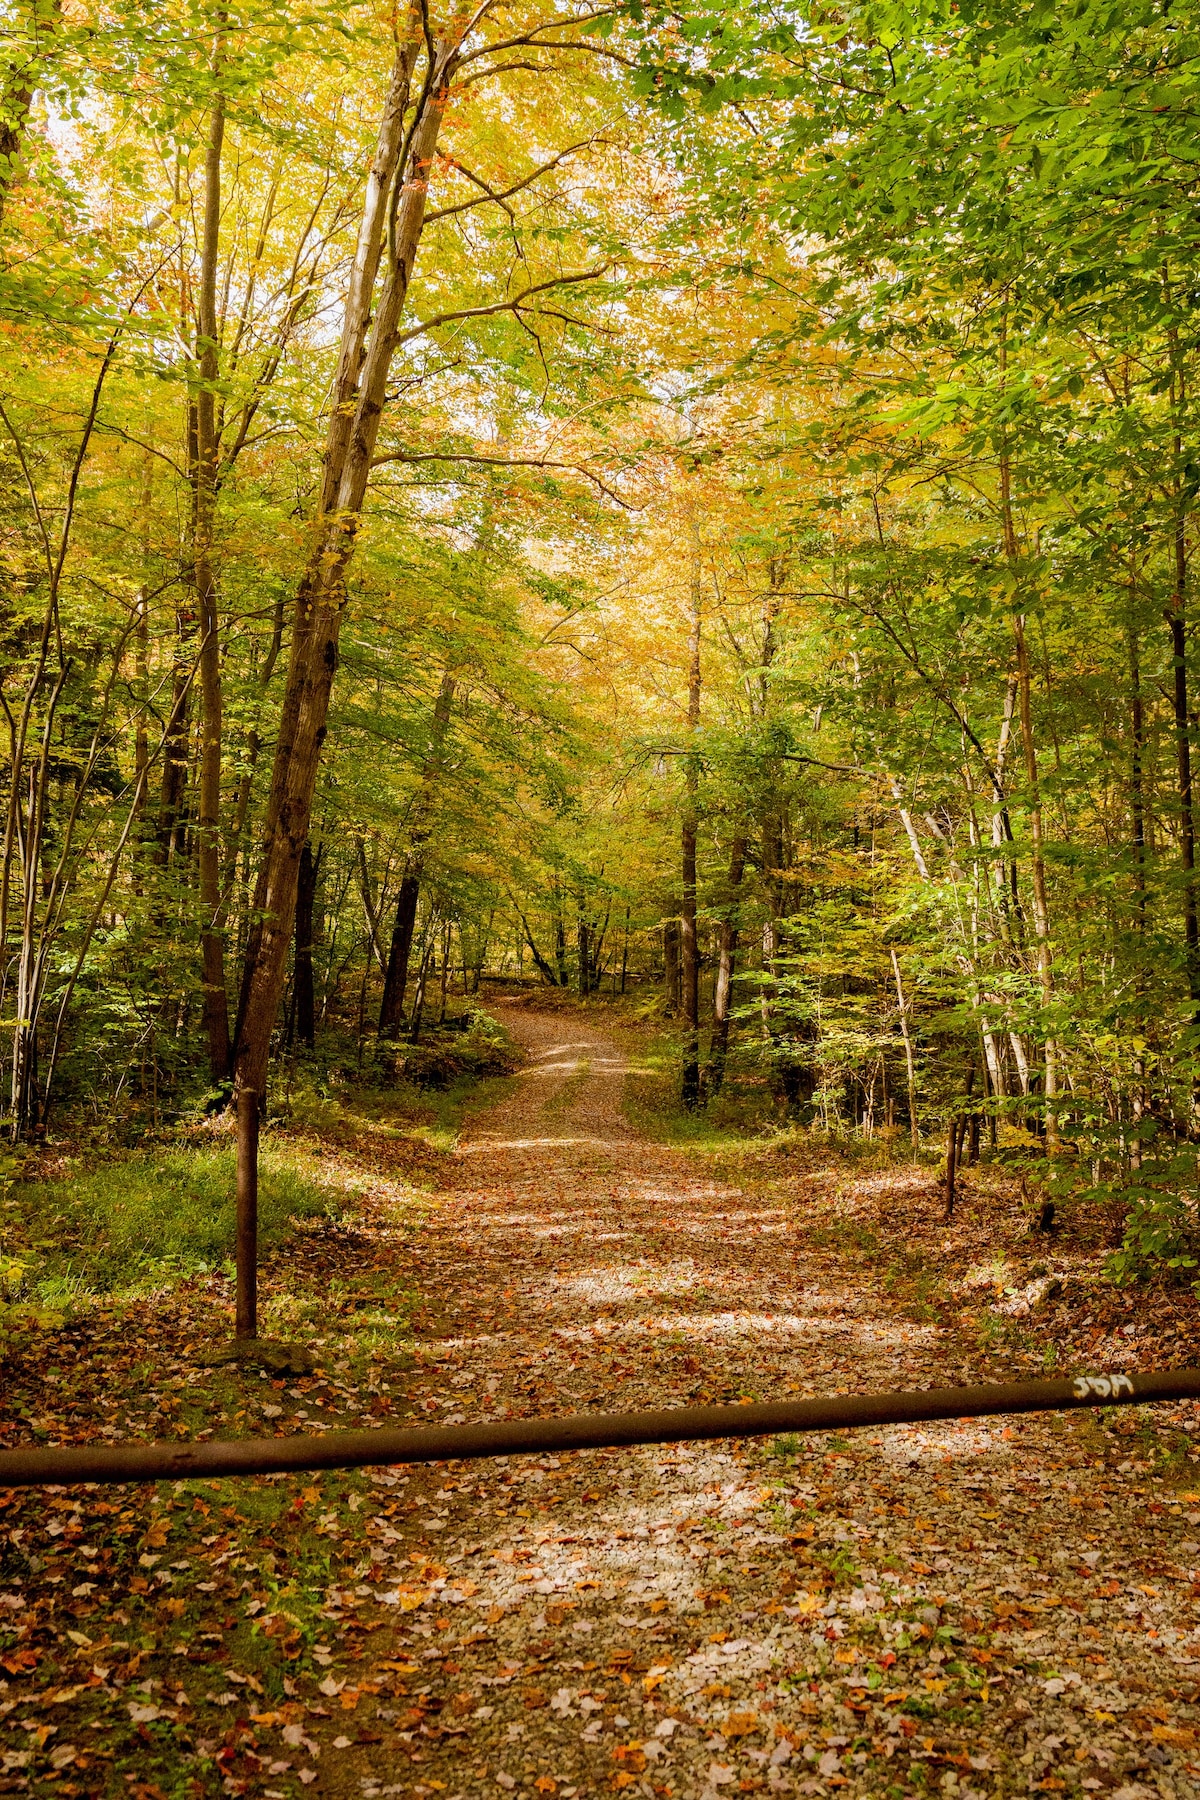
[337,1010,1200,1800]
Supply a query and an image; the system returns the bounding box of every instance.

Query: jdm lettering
[1072,1373,1134,1401]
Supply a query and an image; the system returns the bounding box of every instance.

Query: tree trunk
[1000,426,1057,1150]
[379,868,421,1034]
[438,920,451,1023]
[680,535,702,1107]
[1013,608,1057,1147]
[155,657,192,867]
[230,28,446,1332]
[1167,502,1198,994]
[235,1088,259,1339]
[1129,615,1147,924]
[704,834,745,1100]
[292,839,320,1049]
[409,930,435,1042]
[663,917,680,1012]
[195,82,231,1082]
[377,668,456,1033]
[943,1108,958,1220]
[891,945,919,1149]
[577,903,589,998]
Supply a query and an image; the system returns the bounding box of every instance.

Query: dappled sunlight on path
[335,1010,1200,1800]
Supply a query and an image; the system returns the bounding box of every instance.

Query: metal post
[235,1086,259,1339]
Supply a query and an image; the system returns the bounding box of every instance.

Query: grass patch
[623,1030,778,1153]
[4,1139,350,1299]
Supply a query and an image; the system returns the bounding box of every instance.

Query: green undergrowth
[274,1010,523,1153]
[622,1028,783,1153]
[369,1010,524,1092]
[622,1024,924,1178]
[3,1139,351,1304]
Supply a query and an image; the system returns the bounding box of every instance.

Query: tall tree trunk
[378,668,456,1034]
[438,919,451,1023]
[943,1108,958,1219]
[232,24,442,1334]
[379,869,420,1034]
[155,644,192,866]
[1013,607,1057,1147]
[680,534,702,1107]
[292,839,320,1049]
[1129,614,1146,924]
[195,81,231,1082]
[577,900,589,998]
[663,917,680,1012]
[1000,426,1057,1150]
[409,928,435,1042]
[1167,481,1198,995]
[553,882,569,987]
[891,946,919,1149]
[704,834,745,1099]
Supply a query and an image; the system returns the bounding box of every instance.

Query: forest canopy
[4,0,1200,1280]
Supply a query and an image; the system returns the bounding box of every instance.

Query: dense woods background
[4,0,1200,1280]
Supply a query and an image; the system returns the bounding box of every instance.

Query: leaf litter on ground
[2,1006,1200,1799]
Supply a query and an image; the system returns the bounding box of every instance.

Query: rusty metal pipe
[0,1368,1196,1489]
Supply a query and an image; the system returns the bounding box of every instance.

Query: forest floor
[3,1004,1200,1800]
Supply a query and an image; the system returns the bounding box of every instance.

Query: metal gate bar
[0,1368,1196,1489]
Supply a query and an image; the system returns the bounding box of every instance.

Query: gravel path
[333,1009,1200,1800]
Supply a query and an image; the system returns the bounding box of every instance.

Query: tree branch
[392,264,610,346]
[425,139,598,223]
[370,446,629,506]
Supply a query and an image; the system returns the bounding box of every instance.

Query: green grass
[623,1030,779,1152]
[6,1140,348,1296]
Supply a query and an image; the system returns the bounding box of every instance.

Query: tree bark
[943,1108,958,1220]
[1000,428,1057,1150]
[577,901,589,998]
[229,25,444,1332]
[1129,616,1146,923]
[195,81,231,1081]
[380,869,421,1033]
[891,946,919,1149]
[378,667,456,1034]
[680,535,702,1107]
[235,1088,259,1339]
[663,917,680,1012]
[234,25,432,1066]
[1013,607,1057,1147]
[292,839,320,1049]
[704,834,745,1100]
[1167,497,1198,994]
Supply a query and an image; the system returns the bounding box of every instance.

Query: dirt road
[338,1010,1200,1800]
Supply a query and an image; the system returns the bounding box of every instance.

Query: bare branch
[425,139,598,224]
[370,445,629,506]
[456,8,627,69]
[393,264,609,346]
